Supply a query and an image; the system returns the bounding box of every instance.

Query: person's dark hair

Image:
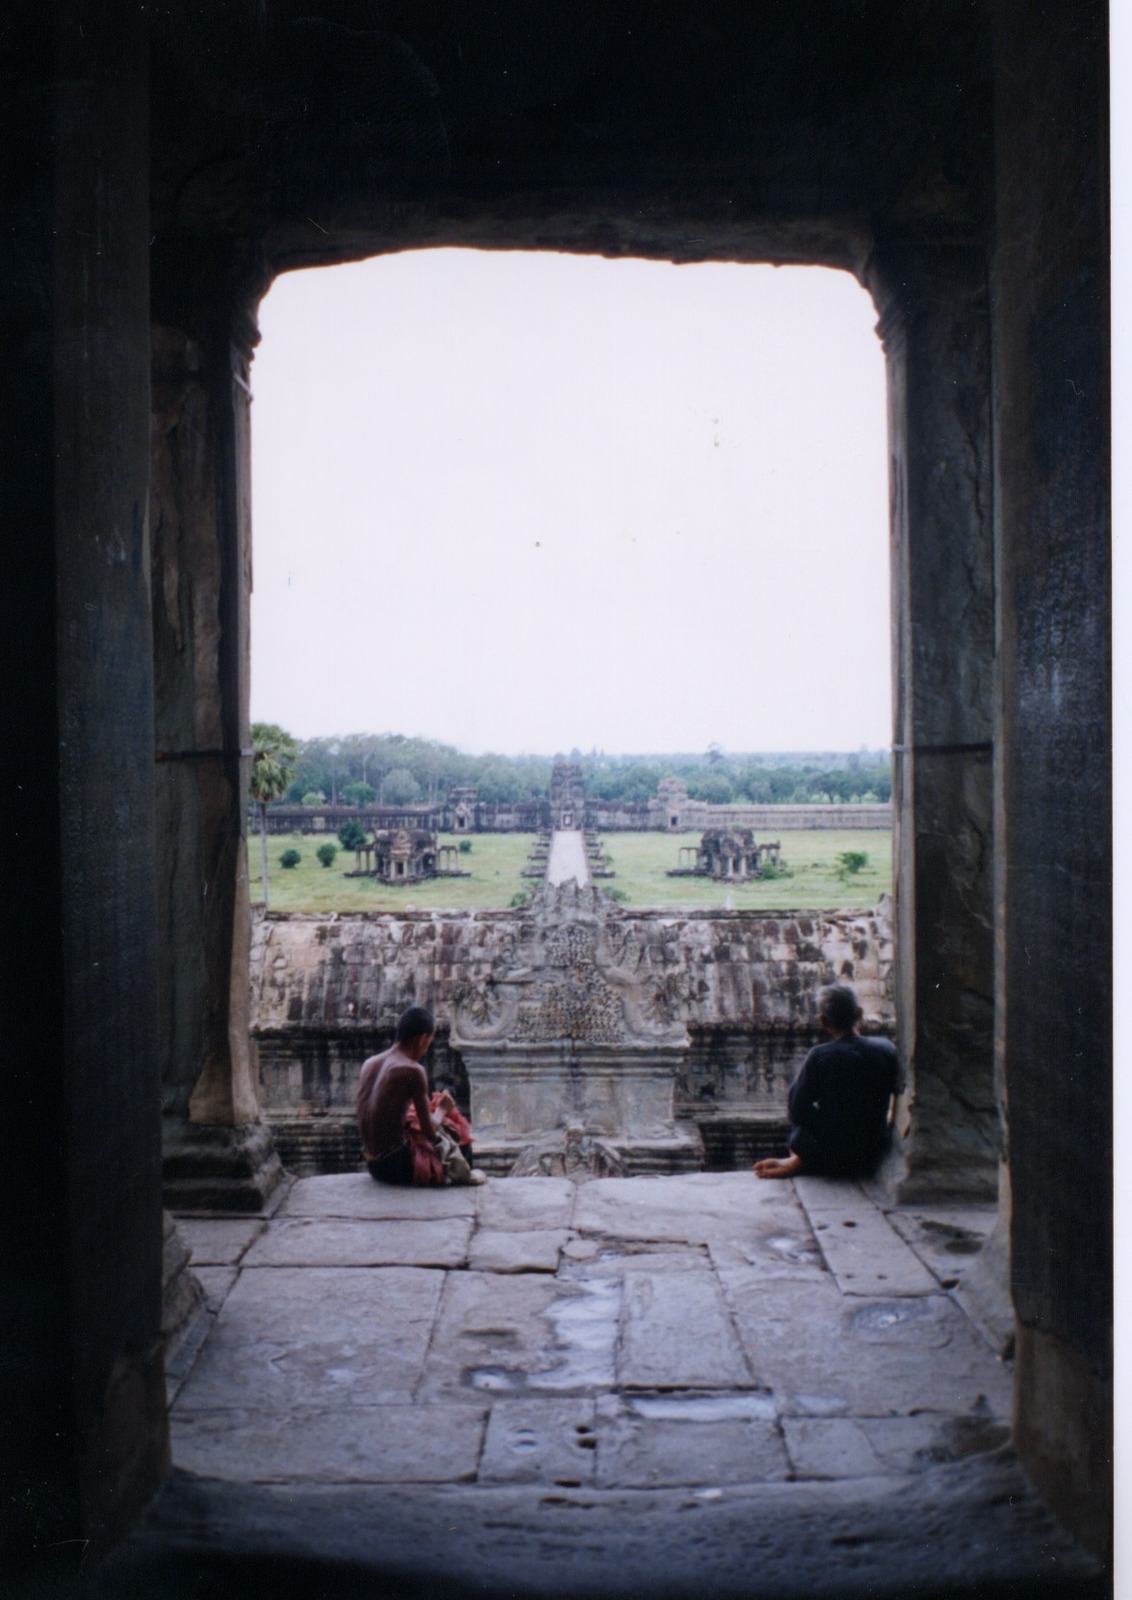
[396,1005,435,1045]
[818,982,861,1032]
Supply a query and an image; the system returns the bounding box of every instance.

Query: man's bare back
[356,1044,434,1160]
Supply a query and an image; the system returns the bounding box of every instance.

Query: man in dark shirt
[754,982,902,1180]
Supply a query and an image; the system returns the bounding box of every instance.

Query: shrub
[759,859,792,880]
[338,820,368,852]
[458,838,473,854]
[301,790,324,807]
[605,887,628,903]
[280,848,302,869]
[509,890,530,908]
[837,850,869,876]
[316,842,338,868]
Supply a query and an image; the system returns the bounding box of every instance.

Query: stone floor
[105,1173,1104,1599]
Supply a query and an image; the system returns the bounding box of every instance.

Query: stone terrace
[114,1174,1103,1599]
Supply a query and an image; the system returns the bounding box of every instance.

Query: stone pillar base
[161,1210,205,1342]
[163,1121,286,1213]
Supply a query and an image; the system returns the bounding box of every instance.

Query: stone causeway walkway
[118,1174,1102,1599]
[545,828,591,887]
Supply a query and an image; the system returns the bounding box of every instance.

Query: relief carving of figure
[451,887,688,1051]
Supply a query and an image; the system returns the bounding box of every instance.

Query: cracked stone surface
[242,1216,473,1268]
[794,1179,938,1296]
[177,1216,265,1265]
[145,1173,1102,1597]
[468,1228,572,1273]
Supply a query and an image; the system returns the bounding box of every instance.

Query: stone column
[150,298,282,1211]
[0,1,168,1556]
[992,0,1110,1558]
[871,243,998,1201]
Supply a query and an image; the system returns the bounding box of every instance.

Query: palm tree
[250,722,297,908]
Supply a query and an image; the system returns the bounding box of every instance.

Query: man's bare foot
[753,1153,803,1180]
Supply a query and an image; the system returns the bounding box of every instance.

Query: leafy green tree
[301,790,324,807]
[338,819,368,852]
[341,781,376,807]
[250,722,297,908]
[837,850,869,877]
[689,772,733,805]
[383,766,421,805]
[316,842,338,868]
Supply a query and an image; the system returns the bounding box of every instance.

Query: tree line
[262,732,892,809]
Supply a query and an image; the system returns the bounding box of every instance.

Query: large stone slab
[617,1271,753,1389]
[478,1398,597,1485]
[178,1217,265,1265]
[476,1177,576,1232]
[283,1172,478,1220]
[417,1271,567,1404]
[782,1413,1012,1480]
[172,1404,486,1483]
[781,1416,886,1479]
[193,1265,239,1313]
[595,1398,789,1487]
[860,1412,1012,1472]
[468,1229,571,1273]
[243,1217,472,1269]
[573,1172,799,1247]
[725,1276,1014,1418]
[173,1266,444,1411]
[886,1205,997,1287]
[794,1180,938,1296]
[708,1221,826,1285]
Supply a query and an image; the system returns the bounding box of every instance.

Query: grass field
[600,829,891,911]
[255,828,891,914]
[254,832,533,913]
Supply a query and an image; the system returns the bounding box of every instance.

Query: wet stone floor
[170,1173,1010,1489]
[144,1174,1102,1598]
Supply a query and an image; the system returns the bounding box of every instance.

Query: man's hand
[434,1090,457,1115]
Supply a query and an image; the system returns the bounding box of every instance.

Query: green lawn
[600,829,892,911]
[254,828,891,913]
[253,832,534,912]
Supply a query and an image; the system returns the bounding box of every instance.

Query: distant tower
[549,762,586,829]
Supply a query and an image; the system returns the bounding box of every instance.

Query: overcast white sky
[250,250,890,755]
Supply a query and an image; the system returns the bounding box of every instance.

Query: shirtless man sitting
[356,1005,482,1186]
[754,982,902,1180]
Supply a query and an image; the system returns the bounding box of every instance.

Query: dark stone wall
[0,0,168,1559]
[992,0,1111,1557]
